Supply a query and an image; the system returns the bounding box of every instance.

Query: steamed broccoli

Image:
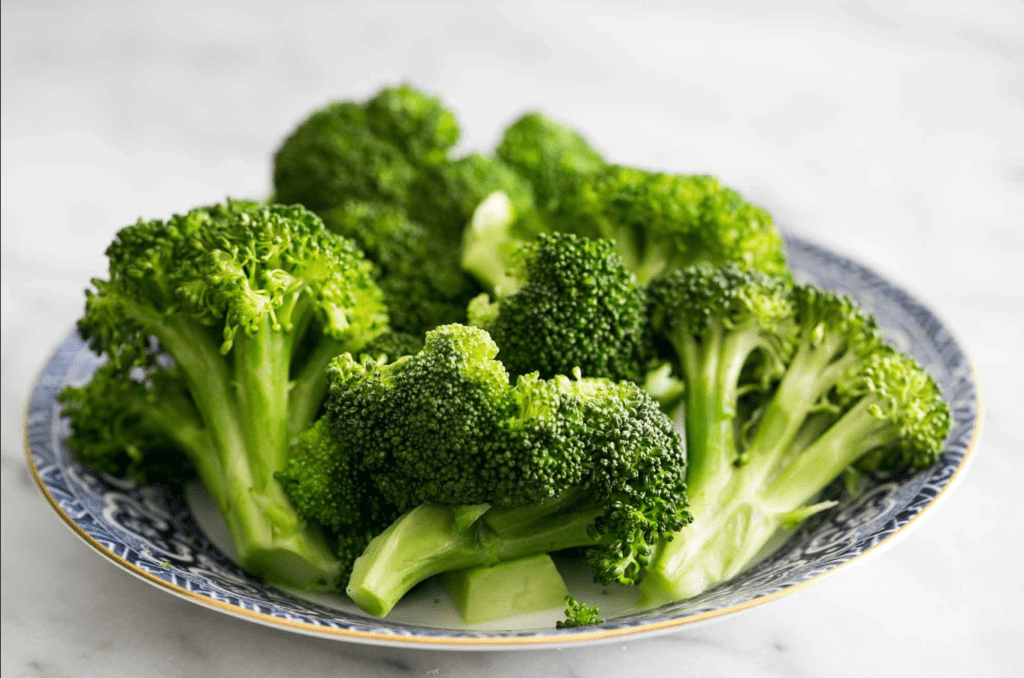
[468,232,651,383]
[284,324,689,616]
[363,84,459,165]
[408,153,542,243]
[273,85,459,215]
[58,360,196,484]
[494,113,789,283]
[556,595,604,628]
[554,168,790,284]
[496,112,606,213]
[273,101,418,214]
[319,201,478,334]
[60,200,388,589]
[640,264,951,603]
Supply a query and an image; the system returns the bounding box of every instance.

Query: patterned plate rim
[23,233,983,649]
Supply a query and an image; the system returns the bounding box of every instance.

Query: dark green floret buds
[469,232,652,384]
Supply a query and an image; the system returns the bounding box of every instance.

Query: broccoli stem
[146,315,340,589]
[347,501,600,617]
[233,319,293,488]
[641,323,811,604]
[737,336,856,489]
[642,393,897,605]
[640,494,782,603]
[675,323,763,503]
[288,337,349,436]
[761,397,896,511]
[144,394,221,485]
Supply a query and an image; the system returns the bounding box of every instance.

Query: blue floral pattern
[25,234,980,645]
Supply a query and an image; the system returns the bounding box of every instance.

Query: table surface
[2,1,1021,676]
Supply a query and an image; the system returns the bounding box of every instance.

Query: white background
[2,1,1021,676]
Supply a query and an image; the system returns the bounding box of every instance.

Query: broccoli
[468,232,651,383]
[407,153,542,244]
[273,101,418,214]
[319,201,478,334]
[496,112,606,214]
[556,595,604,628]
[639,264,951,603]
[58,360,196,484]
[292,324,688,616]
[358,329,424,362]
[61,200,388,589]
[363,84,459,166]
[555,168,790,284]
[272,85,459,214]
[495,113,789,283]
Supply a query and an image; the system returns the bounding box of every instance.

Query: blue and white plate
[24,234,981,649]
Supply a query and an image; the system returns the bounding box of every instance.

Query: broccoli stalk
[347,500,601,617]
[640,265,951,603]
[62,201,388,589]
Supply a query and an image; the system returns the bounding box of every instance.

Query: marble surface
[1,1,1021,676]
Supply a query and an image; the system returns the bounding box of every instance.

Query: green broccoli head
[564,376,689,585]
[273,85,461,214]
[319,201,478,335]
[65,199,390,589]
[323,324,689,595]
[324,325,515,510]
[648,262,795,343]
[838,347,951,473]
[496,112,605,213]
[272,102,417,213]
[557,168,790,284]
[80,200,387,366]
[470,232,652,384]
[555,595,604,628]
[58,361,196,484]
[642,263,951,603]
[408,153,541,243]
[364,84,460,165]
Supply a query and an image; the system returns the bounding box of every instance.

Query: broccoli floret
[58,360,197,484]
[273,102,418,214]
[272,85,460,215]
[468,232,651,383]
[555,168,790,284]
[277,419,400,580]
[496,112,605,213]
[364,84,460,166]
[326,325,516,509]
[358,330,424,362]
[408,153,541,243]
[556,595,604,628]
[319,201,478,334]
[308,324,688,616]
[62,200,388,590]
[640,264,951,603]
[495,113,789,283]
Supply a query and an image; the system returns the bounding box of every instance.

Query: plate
[24,234,981,649]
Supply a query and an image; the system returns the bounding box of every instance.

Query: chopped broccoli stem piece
[442,554,570,625]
